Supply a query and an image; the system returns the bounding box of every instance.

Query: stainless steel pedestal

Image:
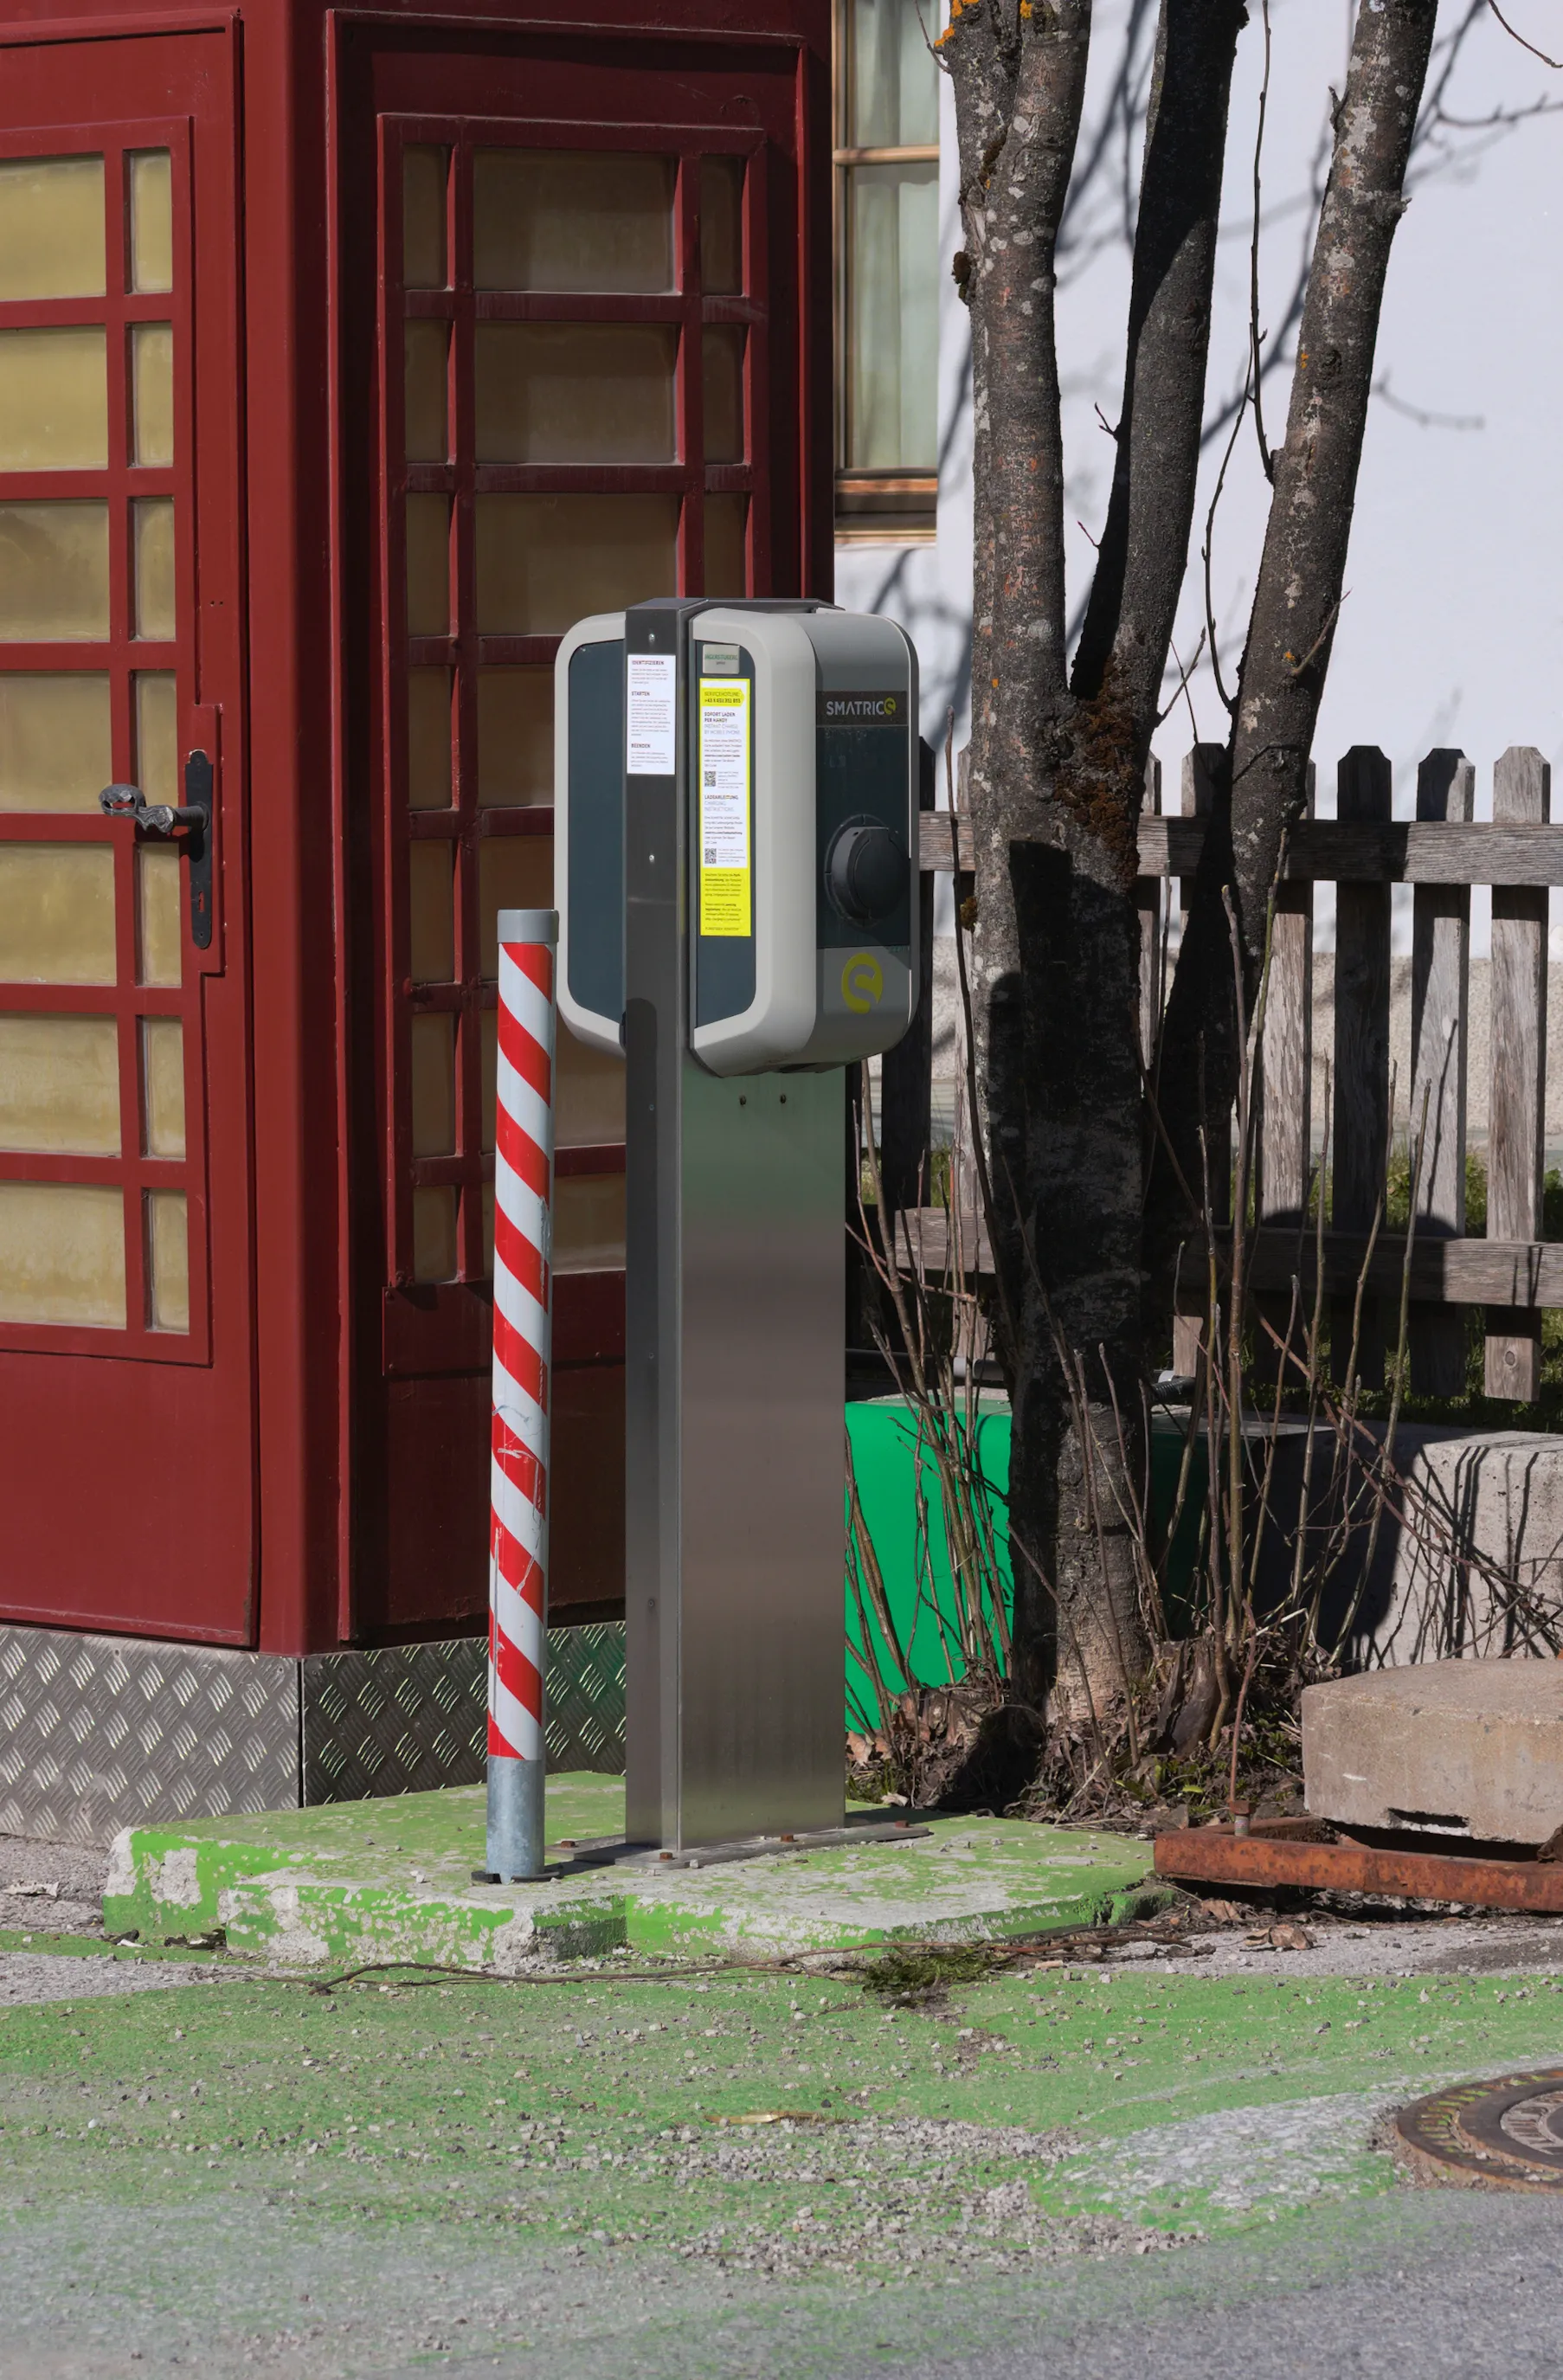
[622,643,846,1851]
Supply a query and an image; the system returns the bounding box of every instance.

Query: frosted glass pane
[409,1012,455,1156]
[129,152,174,294]
[701,158,743,295]
[702,327,744,465]
[474,325,675,464]
[0,1013,119,1155]
[478,836,550,979]
[704,494,747,599]
[0,844,116,982]
[135,672,178,807]
[131,324,174,466]
[408,839,454,982]
[0,674,110,813]
[846,164,939,470]
[407,667,452,810]
[477,667,551,807]
[849,0,940,146]
[554,1174,626,1273]
[0,157,104,302]
[404,318,448,463]
[405,495,450,636]
[557,1026,626,1148]
[0,504,110,640]
[474,150,673,293]
[142,1015,185,1158]
[475,495,676,635]
[0,330,107,470]
[146,1187,189,1331]
[138,845,182,987]
[0,1180,124,1327]
[402,146,448,290]
[412,1185,457,1283]
[133,499,176,639]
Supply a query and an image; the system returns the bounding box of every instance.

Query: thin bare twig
[1486,1,1562,71]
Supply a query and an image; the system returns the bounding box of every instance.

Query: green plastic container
[844,1395,1203,1727]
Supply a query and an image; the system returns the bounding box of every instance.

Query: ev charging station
[556,599,918,1851]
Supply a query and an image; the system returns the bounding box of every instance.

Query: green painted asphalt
[105,1776,1172,1965]
[3,1947,1561,2374]
[3,1950,1560,2248]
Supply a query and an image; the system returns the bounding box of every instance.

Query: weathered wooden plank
[1136,755,1162,1068]
[1486,746,1552,1399]
[1251,769,1315,1385]
[1332,748,1393,1387]
[901,1207,1563,1309]
[1409,750,1474,1394]
[880,738,936,1217]
[1172,745,1229,1372]
[921,812,1563,884]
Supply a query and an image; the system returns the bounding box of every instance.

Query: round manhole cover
[1396,2069,1563,2190]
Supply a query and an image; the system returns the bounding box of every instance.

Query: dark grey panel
[566,637,626,1030]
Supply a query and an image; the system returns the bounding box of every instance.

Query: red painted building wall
[0,0,833,1656]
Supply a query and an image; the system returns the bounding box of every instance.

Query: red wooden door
[0,29,254,1641]
[340,23,824,1637]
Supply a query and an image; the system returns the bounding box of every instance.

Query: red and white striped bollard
[486,906,557,1881]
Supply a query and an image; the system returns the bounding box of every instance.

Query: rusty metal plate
[1154,1824,1563,1912]
[1396,2069,1563,2190]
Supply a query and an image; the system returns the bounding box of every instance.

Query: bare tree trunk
[946,0,1243,1718]
[1151,0,1440,1284]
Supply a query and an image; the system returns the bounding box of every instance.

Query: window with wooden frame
[0,130,211,1357]
[379,123,762,1304]
[834,0,940,539]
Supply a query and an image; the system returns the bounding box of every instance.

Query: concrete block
[1255,1427,1563,1668]
[1302,1658,1563,1844]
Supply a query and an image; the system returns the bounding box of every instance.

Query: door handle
[98,781,209,836]
[100,750,215,951]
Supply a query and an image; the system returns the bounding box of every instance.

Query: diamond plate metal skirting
[0,1619,627,1843]
[544,1620,627,1776]
[299,1640,486,1807]
[0,1625,299,1847]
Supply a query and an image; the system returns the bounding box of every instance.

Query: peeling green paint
[104,1778,1167,1967]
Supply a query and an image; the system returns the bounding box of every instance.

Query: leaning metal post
[483,907,558,1882]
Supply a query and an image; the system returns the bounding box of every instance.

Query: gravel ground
[1175,1906,1563,1981]
[0,1951,217,2006]
[0,1834,108,1939]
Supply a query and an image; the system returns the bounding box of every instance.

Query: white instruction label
[626,652,677,775]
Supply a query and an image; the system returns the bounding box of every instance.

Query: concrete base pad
[1302,1659,1563,1844]
[102,1776,1169,1966]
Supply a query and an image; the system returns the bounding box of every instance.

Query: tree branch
[1070,0,1247,744]
[1486,0,1561,71]
[1150,0,1441,1290]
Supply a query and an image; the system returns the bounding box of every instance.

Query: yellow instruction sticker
[698,676,752,937]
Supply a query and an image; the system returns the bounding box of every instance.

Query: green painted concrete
[104,1776,1170,1967]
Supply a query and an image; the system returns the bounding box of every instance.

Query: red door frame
[329,14,831,1645]
[0,23,255,1643]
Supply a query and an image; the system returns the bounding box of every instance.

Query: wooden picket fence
[892,742,1560,1401]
